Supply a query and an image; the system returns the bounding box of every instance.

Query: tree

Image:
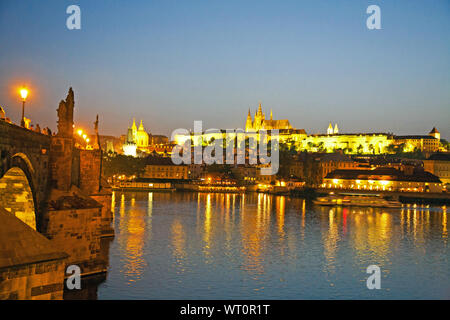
[102,154,147,178]
[386,144,396,154]
[317,142,325,153]
[343,147,353,154]
[357,144,364,154]
[440,139,449,151]
[302,154,321,187]
[278,142,296,178]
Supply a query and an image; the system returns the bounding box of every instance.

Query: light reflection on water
[96,191,449,299]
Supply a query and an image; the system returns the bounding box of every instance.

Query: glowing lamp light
[77,129,83,136]
[20,88,28,100]
[82,134,87,139]
[333,179,339,184]
[86,138,90,143]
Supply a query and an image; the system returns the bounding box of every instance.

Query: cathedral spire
[139,119,145,131]
[270,109,273,120]
[327,122,334,135]
[246,108,253,131]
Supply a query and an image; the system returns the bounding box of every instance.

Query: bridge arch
[11,152,35,177]
[0,154,37,230]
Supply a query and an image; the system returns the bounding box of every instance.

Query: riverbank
[113,181,450,205]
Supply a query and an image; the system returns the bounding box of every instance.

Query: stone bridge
[0,120,51,231]
[0,88,114,299]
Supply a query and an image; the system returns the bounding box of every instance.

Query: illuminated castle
[245,103,292,131]
[173,104,444,154]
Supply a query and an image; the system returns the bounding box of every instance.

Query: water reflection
[171,218,186,272]
[118,192,148,283]
[88,192,449,299]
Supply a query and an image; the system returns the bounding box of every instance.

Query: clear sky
[0,0,449,139]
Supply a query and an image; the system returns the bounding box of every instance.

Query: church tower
[131,118,137,143]
[429,127,440,140]
[245,109,253,131]
[123,127,137,157]
[334,123,339,134]
[327,122,334,135]
[137,120,149,148]
[254,103,265,131]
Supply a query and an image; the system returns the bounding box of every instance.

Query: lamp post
[19,87,28,127]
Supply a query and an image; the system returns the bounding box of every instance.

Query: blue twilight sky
[0,0,449,138]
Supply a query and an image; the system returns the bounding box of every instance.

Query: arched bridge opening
[0,155,37,230]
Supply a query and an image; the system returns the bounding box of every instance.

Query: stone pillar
[49,137,73,191]
[79,149,101,194]
[49,88,75,191]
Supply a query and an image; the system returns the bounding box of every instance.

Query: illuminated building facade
[245,103,292,131]
[393,133,440,153]
[173,105,445,156]
[429,127,440,140]
[122,127,137,157]
[173,103,307,146]
[300,132,393,154]
[130,119,149,151]
[423,153,450,185]
[143,156,188,179]
[322,167,443,193]
[120,119,172,157]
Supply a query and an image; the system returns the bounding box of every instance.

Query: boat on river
[313,193,402,208]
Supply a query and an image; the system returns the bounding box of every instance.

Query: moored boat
[313,194,402,208]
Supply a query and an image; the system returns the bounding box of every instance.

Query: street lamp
[19,87,28,127]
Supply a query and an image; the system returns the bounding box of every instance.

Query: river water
[91,191,449,299]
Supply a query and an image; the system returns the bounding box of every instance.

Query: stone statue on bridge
[93,114,100,150]
[56,87,74,138]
